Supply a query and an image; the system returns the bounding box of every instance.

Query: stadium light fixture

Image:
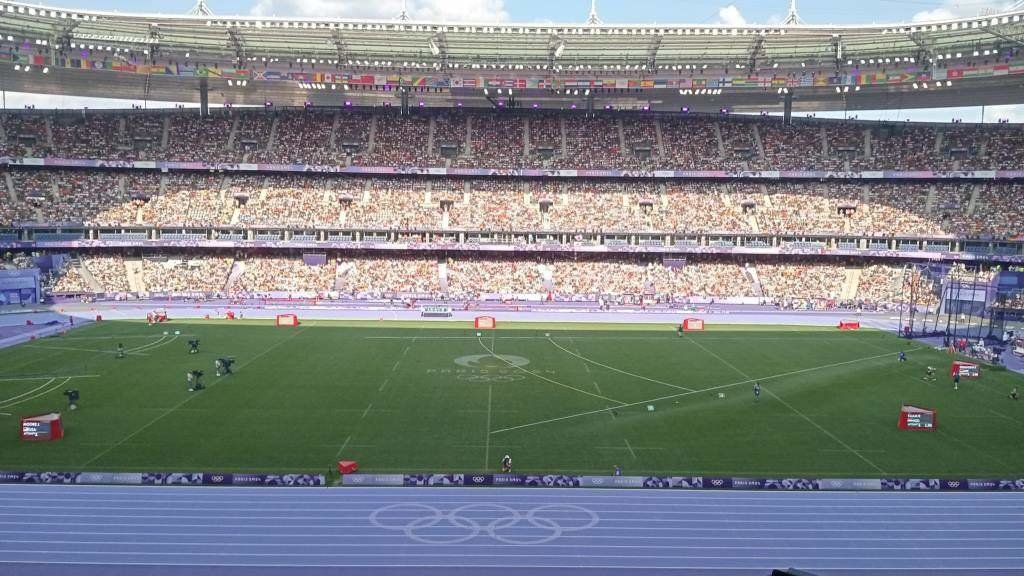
[42,67,48,73]
[946,80,952,86]
[23,66,29,72]
[913,82,919,89]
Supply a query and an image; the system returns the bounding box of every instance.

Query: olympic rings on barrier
[368,503,599,545]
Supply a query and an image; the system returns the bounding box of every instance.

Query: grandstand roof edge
[3,0,1024,31]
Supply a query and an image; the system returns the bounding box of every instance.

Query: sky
[8,0,1024,122]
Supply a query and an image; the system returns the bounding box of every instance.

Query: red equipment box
[838,320,861,330]
[276,313,299,327]
[337,460,359,474]
[951,361,980,379]
[20,412,63,441]
[898,405,937,431]
[474,316,496,330]
[683,318,705,331]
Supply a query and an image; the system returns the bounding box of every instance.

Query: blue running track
[0,484,1023,576]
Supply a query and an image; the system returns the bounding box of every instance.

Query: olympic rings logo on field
[368,503,599,545]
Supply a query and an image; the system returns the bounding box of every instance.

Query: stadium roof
[0,0,1023,112]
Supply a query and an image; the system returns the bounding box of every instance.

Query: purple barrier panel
[404,473,465,486]
[704,477,734,489]
[342,474,405,486]
[819,478,883,491]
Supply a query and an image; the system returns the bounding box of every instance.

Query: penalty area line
[490,348,906,435]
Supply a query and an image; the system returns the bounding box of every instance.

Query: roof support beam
[646,34,662,72]
[227,26,246,68]
[906,32,934,69]
[980,26,1024,52]
[429,31,448,70]
[832,35,843,72]
[747,35,764,73]
[331,28,349,65]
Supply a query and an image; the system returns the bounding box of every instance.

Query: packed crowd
[41,252,1005,310]
[232,257,336,294]
[139,256,233,294]
[0,109,1021,172]
[446,255,546,298]
[339,256,440,297]
[4,171,1024,239]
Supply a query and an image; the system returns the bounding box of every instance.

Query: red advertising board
[683,318,705,331]
[838,321,861,330]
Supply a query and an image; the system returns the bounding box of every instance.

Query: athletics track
[1,484,1023,576]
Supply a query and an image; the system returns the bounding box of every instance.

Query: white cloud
[912,1,1016,22]
[714,4,747,26]
[250,0,508,22]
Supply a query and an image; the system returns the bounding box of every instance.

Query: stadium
[0,0,1023,573]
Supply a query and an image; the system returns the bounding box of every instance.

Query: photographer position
[63,389,79,410]
[187,370,204,392]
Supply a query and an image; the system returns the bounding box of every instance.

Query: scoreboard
[21,420,51,439]
[20,412,63,441]
[903,411,934,429]
[899,405,937,431]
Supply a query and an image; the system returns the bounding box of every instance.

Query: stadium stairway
[124,259,145,293]
[224,260,246,294]
[438,258,449,294]
[842,267,862,301]
[744,264,765,297]
[2,172,14,202]
[74,259,104,293]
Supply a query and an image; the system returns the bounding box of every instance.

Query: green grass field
[1,319,1023,478]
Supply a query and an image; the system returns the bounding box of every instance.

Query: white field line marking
[624,438,637,460]
[56,335,196,341]
[377,378,389,393]
[567,337,592,374]
[334,435,352,459]
[491,349,908,435]
[763,387,886,474]
[478,337,626,406]
[0,375,98,382]
[25,345,150,357]
[550,337,695,393]
[0,378,71,411]
[360,404,373,419]
[685,335,887,475]
[129,335,179,354]
[0,378,55,406]
[989,409,1023,426]
[0,413,10,416]
[484,385,493,470]
[124,335,165,353]
[79,329,306,470]
[937,429,1011,469]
